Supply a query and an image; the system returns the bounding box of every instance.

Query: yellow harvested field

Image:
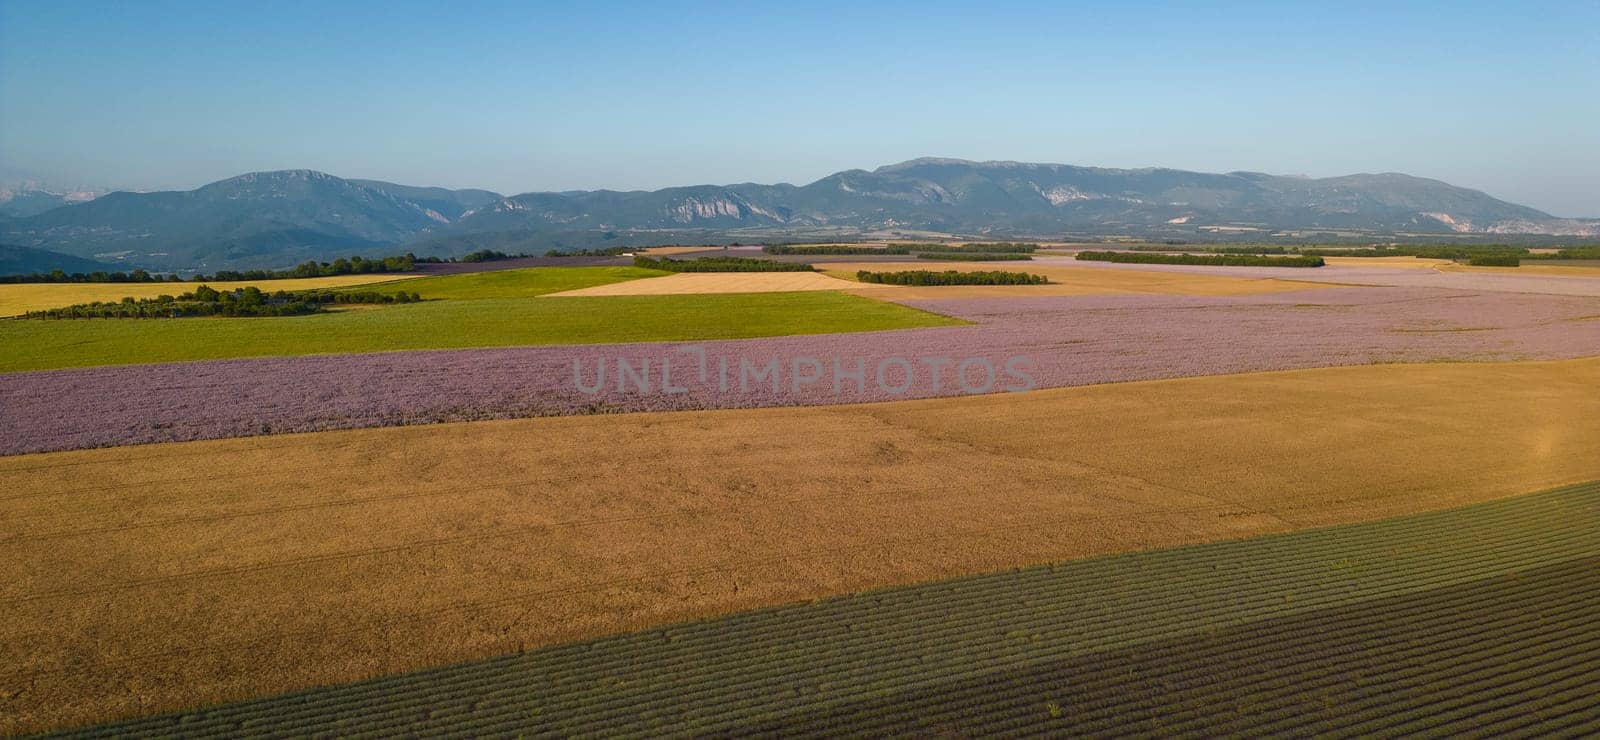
[826,261,1329,297]
[552,262,1327,298]
[637,246,724,256]
[1323,256,1454,269]
[547,270,863,296]
[0,274,420,316]
[4,357,1599,733]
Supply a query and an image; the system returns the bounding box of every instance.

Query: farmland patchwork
[5,286,1599,454]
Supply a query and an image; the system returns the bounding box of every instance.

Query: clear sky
[2,0,1596,215]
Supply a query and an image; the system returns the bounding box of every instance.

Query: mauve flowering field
[4,285,1599,455]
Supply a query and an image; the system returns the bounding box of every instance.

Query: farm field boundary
[53,480,1600,737]
[3,356,1598,733]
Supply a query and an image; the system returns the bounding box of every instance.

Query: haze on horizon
[2,0,1596,217]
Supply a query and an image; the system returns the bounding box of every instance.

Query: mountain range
[3,159,1596,272]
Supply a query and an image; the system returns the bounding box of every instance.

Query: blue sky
[2,0,1597,215]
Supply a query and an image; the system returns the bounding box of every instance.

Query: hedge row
[1525,248,1600,260]
[762,245,912,255]
[855,270,1048,286]
[23,286,421,319]
[916,253,1033,262]
[632,256,815,272]
[907,243,1041,253]
[1131,245,1288,254]
[1,254,419,284]
[1076,251,1325,267]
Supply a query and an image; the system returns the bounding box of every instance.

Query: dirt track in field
[3,357,1599,733]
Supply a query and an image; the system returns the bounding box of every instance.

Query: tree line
[2,253,419,284]
[1076,251,1325,267]
[855,270,1049,286]
[907,243,1041,253]
[24,286,422,319]
[633,256,816,272]
[763,245,913,255]
[917,252,1034,261]
[1131,245,1288,254]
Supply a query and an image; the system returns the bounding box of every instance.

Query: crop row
[55,481,1600,738]
[749,556,1599,736]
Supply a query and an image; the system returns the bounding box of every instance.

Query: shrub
[1524,248,1600,260]
[197,253,419,282]
[855,270,1048,286]
[23,286,422,319]
[1131,245,1287,254]
[916,253,1033,262]
[762,245,912,255]
[633,256,815,272]
[1075,251,1325,267]
[1468,253,1521,267]
[908,243,1041,253]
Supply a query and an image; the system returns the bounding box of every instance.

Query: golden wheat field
[823,261,1330,297]
[552,262,1329,298]
[546,270,862,296]
[0,274,422,316]
[3,357,1598,734]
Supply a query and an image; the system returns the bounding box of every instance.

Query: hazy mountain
[444,158,1591,238]
[3,160,1593,271]
[0,170,492,270]
[0,186,101,217]
[349,180,501,221]
[0,243,121,275]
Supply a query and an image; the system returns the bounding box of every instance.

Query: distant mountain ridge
[3,159,1595,271]
[0,186,102,218]
[0,243,121,275]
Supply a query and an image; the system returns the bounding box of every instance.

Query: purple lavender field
[4,285,1599,455]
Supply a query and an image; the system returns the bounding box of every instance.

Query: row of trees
[543,246,636,257]
[633,256,816,272]
[1525,248,1600,260]
[2,268,182,284]
[917,252,1033,262]
[1,254,421,284]
[856,270,1048,286]
[1131,245,1288,254]
[203,253,418,281]
[906,242,1041,253]
[1076,251,1326,267]
[25,286,421,319]
[762,245,913,255]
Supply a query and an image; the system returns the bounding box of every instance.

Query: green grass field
[353,266,668,299]
[0,289,962,372]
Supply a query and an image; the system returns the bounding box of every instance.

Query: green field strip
[741,560,1600,737]
[0,289,962,372]
[50,480,1600,738]
[790,564,1598,735]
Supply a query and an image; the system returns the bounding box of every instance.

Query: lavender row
[3,286,1599,456]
